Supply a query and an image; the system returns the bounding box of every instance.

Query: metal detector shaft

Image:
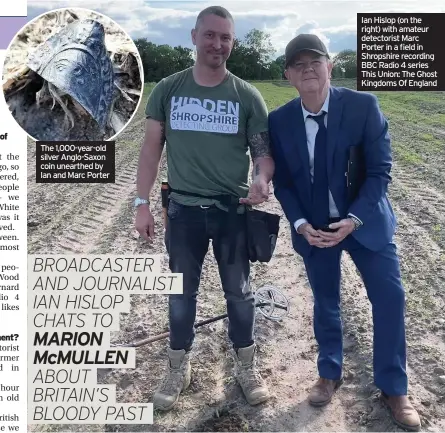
[119,311,229,347]
[113,302,281,348]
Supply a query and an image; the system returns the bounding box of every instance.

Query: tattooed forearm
[248,131,272,160]
[249,131,274,181]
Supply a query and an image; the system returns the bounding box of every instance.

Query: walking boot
[153,348,191,411]
[233,344,270,405]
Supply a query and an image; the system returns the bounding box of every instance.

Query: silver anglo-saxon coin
[26,19,114,131]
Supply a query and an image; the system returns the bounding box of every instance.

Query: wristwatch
[349,215,362,230]
[134,197,150,209]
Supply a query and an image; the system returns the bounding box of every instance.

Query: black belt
[168,187,240,264]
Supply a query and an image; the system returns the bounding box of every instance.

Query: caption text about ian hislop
[357,13,444,91]
[27,255,183,424]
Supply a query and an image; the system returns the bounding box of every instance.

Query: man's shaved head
[195,6,234,29]
[191,5,235,69]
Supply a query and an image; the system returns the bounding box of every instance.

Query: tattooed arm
[248,131,275,183]
[136,118,165,201]
[239,131,275,205]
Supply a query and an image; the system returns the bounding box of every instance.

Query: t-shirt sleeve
[145,79,166,122]
[246,85,269,137]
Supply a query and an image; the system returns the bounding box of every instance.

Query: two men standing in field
[135,5,421,432]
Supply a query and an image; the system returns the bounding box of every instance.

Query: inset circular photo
[2,7,144,141]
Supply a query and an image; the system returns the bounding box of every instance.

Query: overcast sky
[26,0,444,59]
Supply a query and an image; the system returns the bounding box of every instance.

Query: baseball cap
[285,34,329,68]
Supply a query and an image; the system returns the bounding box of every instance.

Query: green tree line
[134,29,357,82]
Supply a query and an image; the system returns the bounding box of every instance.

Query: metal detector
[111,285,289,348]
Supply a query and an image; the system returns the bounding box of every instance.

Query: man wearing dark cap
[268,34,421,431]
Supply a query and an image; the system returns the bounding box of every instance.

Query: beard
[197,50,228,68]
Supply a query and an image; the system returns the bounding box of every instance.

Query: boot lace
[238,360,264,393]
[158,366,184,394]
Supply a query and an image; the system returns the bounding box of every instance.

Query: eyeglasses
[291,59,324,72]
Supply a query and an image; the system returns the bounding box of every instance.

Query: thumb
[328,220,347,229]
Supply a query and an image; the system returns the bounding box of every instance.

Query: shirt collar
[301,90,330,120]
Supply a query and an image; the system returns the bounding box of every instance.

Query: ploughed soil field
[27,79,445,432]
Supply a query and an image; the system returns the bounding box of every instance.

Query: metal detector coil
[110,285,289,348]
[254,284,290,321]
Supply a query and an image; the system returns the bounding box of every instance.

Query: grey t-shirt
[145,67,269,210]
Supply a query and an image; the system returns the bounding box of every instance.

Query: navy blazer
[268,86,397,257]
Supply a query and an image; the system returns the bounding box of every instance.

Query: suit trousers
[302,234,408,396]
